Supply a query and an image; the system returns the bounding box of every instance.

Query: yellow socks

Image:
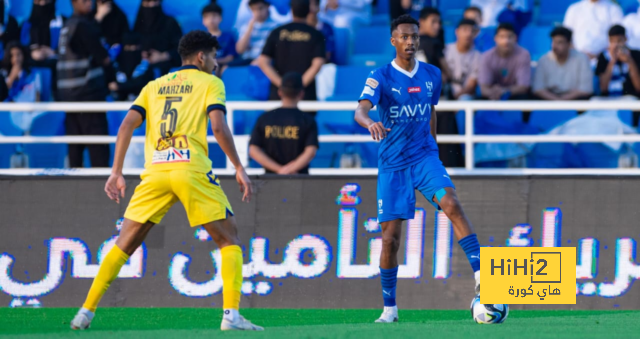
[82,245,129,312]
[220,245,243,310]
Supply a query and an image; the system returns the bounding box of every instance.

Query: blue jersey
[358,60,442,172]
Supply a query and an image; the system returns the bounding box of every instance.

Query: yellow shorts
[124,169,233,227]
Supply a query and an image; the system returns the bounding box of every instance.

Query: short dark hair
[464,6,482,17]
[495,22,516,36]
[290,0,310,18]
[419,7,440,20]
[249,0,269,6]
[280,72,304,98]
[609,24,626,37]
[550,26,572,42]
[202,3,222,16]
[178,30,220,60]
[390,14,419,35]
[457,18,477,29]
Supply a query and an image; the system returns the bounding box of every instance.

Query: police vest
[56,16,105,101]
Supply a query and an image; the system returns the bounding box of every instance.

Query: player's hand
[368,122,391,141]
[236,167,253,202]
[105,173,126,204]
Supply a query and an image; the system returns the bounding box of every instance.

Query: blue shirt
[215,31,238,59]
[358,60,442,172]
[317,20,335,63]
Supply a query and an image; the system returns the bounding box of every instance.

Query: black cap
[280,72,303,91]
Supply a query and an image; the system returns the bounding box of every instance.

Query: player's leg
[71,171,176,330]
[375,169,414,323]
[433,187,481,294]
[71,219,155,329]
[175,170,262,331]
[376,219,402,323]
[413,156,481,295]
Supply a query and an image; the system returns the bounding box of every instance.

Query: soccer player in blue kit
[355,14,482,323]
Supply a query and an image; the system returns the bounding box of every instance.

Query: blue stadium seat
[222,67,254,101]
[620,0,639,14]
[175,15,204,33]
[370,14,390,26]
[106,111,145,136]
[529,110,577,132]
[538,0,574,25]
[24,112,67,168]
[334,27,351,65]
[9,0,32,24]
[207,143,227,168]
[375,0,390,15]
[56,0,73,18]
[115,0,140,27]
[163,0,210,20]
[349,54,392,67]
[0,114,20,169]
[439,0,470,25]
[572,143,620,168]
[444,25,456,44]
[353,26,393,55]
[326,66,375,101]
[32,68,53,102]
[519,26,552,61]
[618,110,633,126]
[217,0,242,32]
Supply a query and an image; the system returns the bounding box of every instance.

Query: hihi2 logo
[480,248,576,304]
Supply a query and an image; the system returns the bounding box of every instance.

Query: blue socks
[459,234,480,272]
[380,266,398,307]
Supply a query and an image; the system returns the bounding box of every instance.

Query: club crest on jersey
[408,87,421,93]
[426,81,434,97]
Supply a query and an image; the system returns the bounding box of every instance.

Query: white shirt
[563,0,624,55]
[623,8,640,50]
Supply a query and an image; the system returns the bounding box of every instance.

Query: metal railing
[2,100,640,174]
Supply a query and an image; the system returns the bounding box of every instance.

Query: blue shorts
[377,155,455,223]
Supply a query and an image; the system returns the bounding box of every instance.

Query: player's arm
[355,100,388,141]
[105,110,143,203]
[210,109,253,202]
[430,105,437,143]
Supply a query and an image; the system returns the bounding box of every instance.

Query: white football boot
[220,311,264,331]
[70,308,94,330]
[375,306,399,323]
[475,270,481,295]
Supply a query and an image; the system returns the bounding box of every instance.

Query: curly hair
[177,30,221,60]
[390,14,419,35]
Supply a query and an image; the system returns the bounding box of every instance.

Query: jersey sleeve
[206,78,227,114]
[131,84,149,120]
[358,70,383,106]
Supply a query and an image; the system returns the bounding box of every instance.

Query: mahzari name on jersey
[157,84,194,95]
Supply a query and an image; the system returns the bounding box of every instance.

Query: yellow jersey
[130,65,226,174]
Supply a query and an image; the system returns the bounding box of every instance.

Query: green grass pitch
[0,308,637,338]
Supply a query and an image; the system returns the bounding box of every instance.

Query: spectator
[319,0,373,34]
[0,0,19,52]
[470,0,530,27]
[108,33,155,101]
[563,0,623,59]
[94,0,130,48]
[24,0,64,62]
[416,8,445,70]
[463,6,494,52]
[58,0,112,168]
[596,25,640,98]
[234,0,291,32]
[234,0,279,66]
[445,19,481,100]
[308,0,336,63]
[202,3,237,74]
[133,0,183,75]
[2,42,43,133]
[258,0,325,101]
[479,23,531,100]
[533,27,593,101]
[622,6,640,50]
[249,72,319,174]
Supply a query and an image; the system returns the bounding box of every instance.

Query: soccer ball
[470,295,508,324]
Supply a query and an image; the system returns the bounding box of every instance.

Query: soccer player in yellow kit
[70,31,263,331]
